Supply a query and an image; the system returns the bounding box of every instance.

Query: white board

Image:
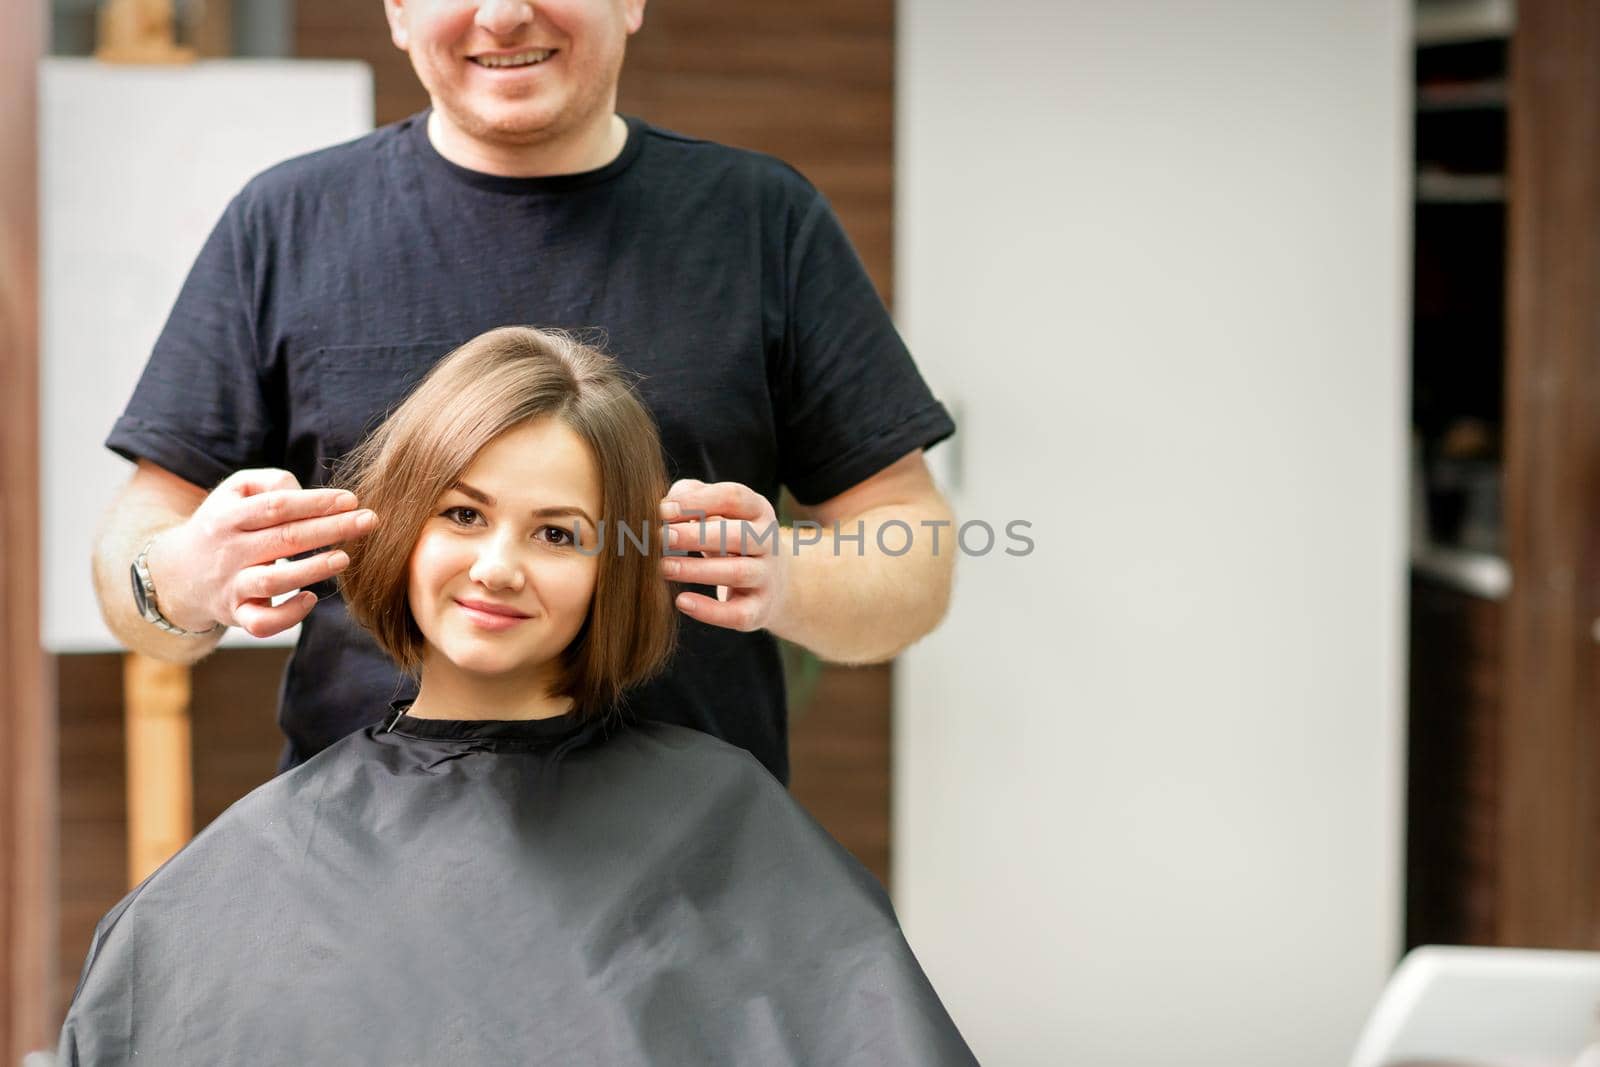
[40,58,373,653]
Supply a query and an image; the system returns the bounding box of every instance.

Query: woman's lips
[455,599,530,631]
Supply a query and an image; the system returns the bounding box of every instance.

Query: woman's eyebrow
[451,481,495,506]
[535,505,598,527]
[450,483,595,527]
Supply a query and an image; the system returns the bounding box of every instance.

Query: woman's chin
[437,647,535,680]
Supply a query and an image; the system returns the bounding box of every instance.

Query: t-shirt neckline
[405,109,646,195]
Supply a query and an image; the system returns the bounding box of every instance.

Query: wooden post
[96,0,195,64]
[186,0,233,59]
[123,654,193,885]
[94,0,204,896]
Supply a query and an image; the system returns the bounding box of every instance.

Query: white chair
[1351,946,1600,1067]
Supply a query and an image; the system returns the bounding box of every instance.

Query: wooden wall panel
[55,657,125,1021]
[294,3,428,129]
[1501,0,1600,947]
[2,0,51,1058]
[788,664,892,883]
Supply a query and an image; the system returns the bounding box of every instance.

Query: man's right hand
[142,468,378,639]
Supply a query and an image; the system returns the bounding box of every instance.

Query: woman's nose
[468,541,525,592]
[475,0,535,37]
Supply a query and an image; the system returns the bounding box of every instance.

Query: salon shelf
[1411,544,1511,601]
[1416,172,1507,204]
[1417,79,1509,112]
[1416,0,1515,46]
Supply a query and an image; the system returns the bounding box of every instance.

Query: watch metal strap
[134,540,224,637]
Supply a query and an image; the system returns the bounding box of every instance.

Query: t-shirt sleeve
[105,190,280,489]
[776,188,955,507]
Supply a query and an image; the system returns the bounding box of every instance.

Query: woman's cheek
[547,550,601,617]
[407,531,460,605]
[554,554,600,614]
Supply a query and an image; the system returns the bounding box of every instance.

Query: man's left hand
[659,479,792,633]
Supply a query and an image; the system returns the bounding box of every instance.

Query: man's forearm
[92,499,223,666]
[766,502,956,665]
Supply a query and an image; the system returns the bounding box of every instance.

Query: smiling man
[91,0,956,784]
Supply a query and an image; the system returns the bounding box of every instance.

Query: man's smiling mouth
[471,49,556,69]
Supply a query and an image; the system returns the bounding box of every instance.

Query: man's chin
[446,101,568,147]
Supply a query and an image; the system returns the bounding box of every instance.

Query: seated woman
[59,326,978,1066]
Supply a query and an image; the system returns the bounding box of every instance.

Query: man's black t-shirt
[108,112,954,784]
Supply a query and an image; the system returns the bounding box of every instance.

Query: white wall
[894,3,1410,1064]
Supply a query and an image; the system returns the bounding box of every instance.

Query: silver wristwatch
[130,539,224,637]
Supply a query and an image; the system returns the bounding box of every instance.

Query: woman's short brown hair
[335,326,676,720]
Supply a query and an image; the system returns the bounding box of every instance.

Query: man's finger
[662,554,765,590]
[664,517,777,556]
[232,591,317,640]
[236,551,351,602]
[232,488,361,532]
[673,590,759,632]
[251,508,377,561]
[660,480,704,519]
[219,467,303,497]
[664,480,766,522]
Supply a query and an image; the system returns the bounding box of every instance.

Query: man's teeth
[474,50,553,69]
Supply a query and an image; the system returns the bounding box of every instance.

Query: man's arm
[660,449,955,665]
[772,450,954,664]
[93,461,224,663]
[92,460,377,663]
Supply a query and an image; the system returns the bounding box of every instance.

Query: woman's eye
[442,506,482,526]
[538,525,576,547]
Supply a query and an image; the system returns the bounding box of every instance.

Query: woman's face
[407,417,603,695]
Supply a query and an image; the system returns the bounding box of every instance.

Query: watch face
[131,562,152,618]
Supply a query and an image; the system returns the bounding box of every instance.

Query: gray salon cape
[58,707,978,1065]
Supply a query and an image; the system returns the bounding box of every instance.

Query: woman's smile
[455,597,532,631]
